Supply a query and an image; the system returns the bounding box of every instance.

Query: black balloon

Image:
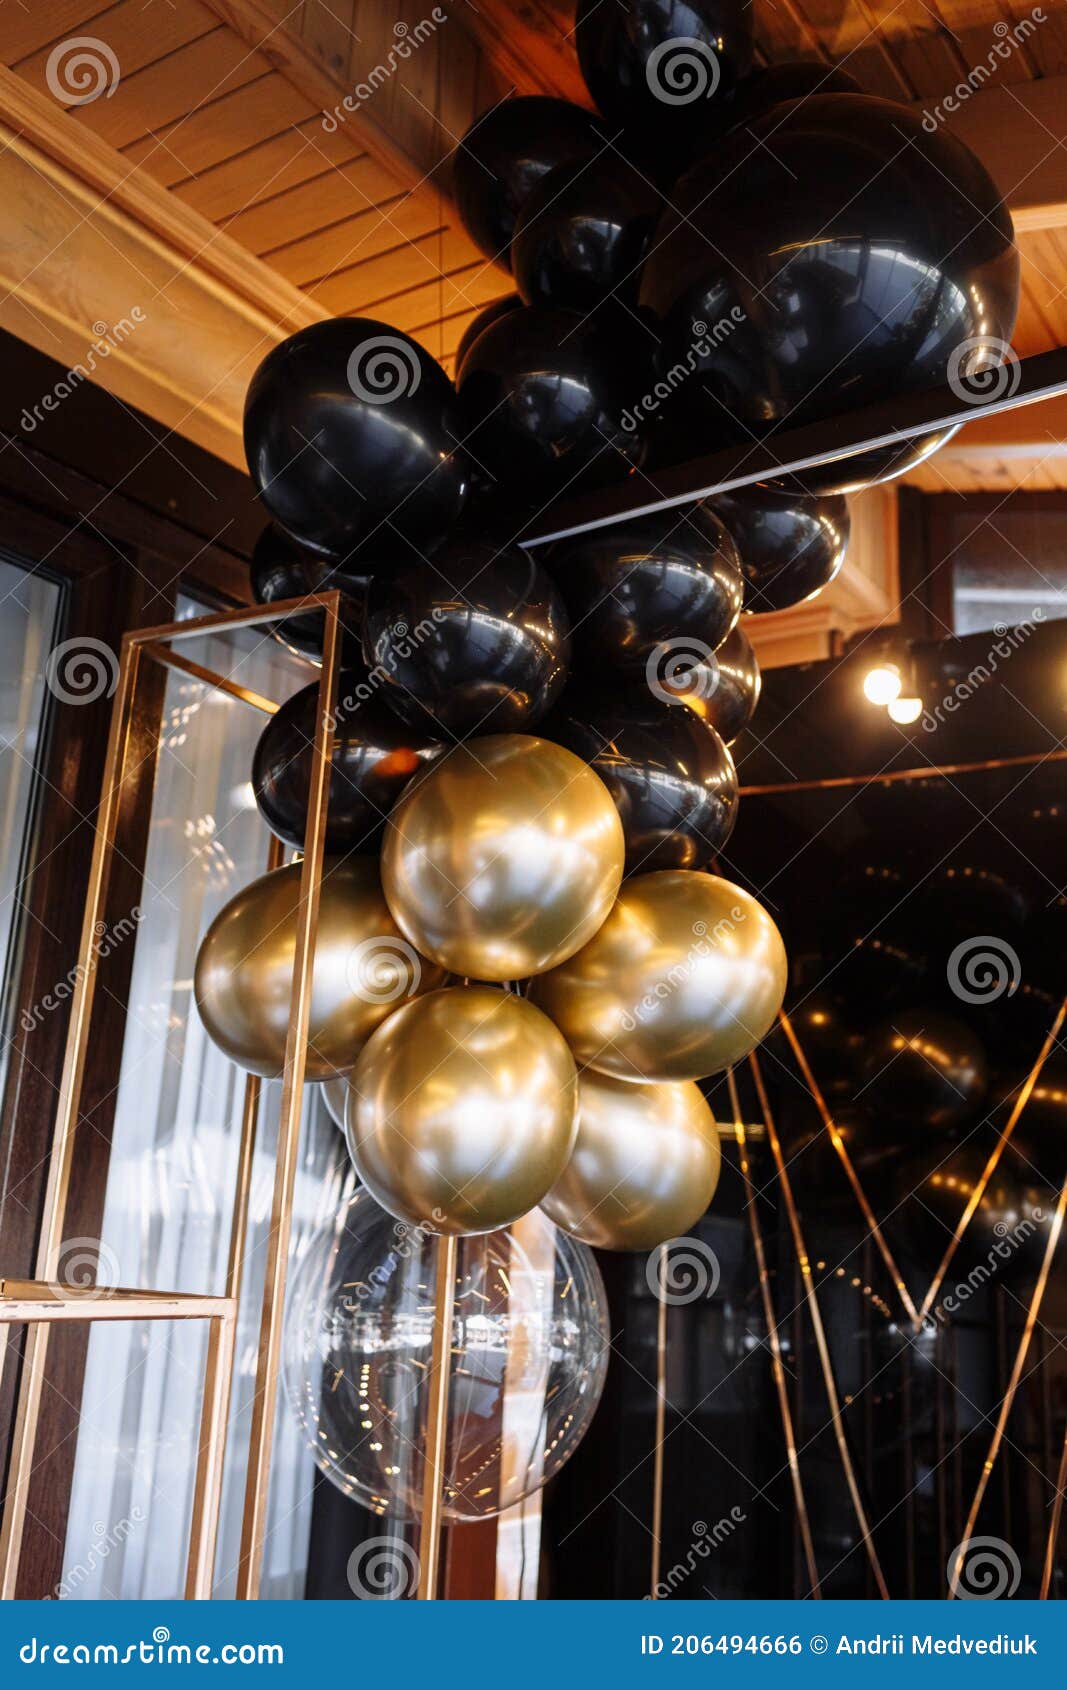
[362,537,571,735]
[244,318,468,560]
[546,689,737,871]
[676,621,760,744]
[249,525,364,664]
[892,1135,1054,1283]
[724,62,863,131]
[771,426,962,497]
[512,155,660,311]
[858,1008,988,1132]
[833,935,928,1006]
[709,484,850,612]
[639,95,1019,491]
[453,97,606,268]
[454,295,521,382]
[252,668,439,852]
[457,305,647,498]
[575,0,753,154]
[774,990,862,1102]
[919,863,1030,945]
[548,505,742,674]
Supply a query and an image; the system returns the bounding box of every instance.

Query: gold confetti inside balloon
[529,870,787,1082]
[346,984,579,1234]
[194,856,444,1080]
[380,734,625,981]
[541,1070,721,1250]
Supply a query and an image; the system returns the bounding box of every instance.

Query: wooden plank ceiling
[3,0,1067,483]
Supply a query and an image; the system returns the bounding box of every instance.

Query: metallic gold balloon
[529,871,787,1082]
[542,1071,721,1250]
[381,734,625,981]
[194,857,445,1080]
[346,985,579,1235]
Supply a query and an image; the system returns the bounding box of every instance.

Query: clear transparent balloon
[283,1190,609,1521]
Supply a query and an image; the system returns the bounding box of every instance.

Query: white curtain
[62,604,349,1599]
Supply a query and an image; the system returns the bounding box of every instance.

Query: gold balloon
[529,870,787,1082]
[194,857,445,1080]
[346,985,579,1235]
[542,1071,721,1250]
[381,734,625,981]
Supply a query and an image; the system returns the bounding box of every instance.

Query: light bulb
[888,695,923,725]
[863,663,902,705]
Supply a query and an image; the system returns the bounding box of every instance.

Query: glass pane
[62,599,349,1599]
[0,558,63,1105]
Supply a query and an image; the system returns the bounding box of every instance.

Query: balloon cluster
[195,0,1019,1514]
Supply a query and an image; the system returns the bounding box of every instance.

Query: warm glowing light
[863,663,902,705]
[888,695,923,724]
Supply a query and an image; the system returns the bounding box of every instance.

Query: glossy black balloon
[724,62,863,132]
[244,318,468,559]
[456,305,647,498]
[676,621,760,744]
[362,538,571,735]
[454,295,521,382]
[892,1136,1054,1282]
[575,0,753,147]
[639,95,1019,491]
[453,97,606,268]
[548,505,742,674]
[512,155,660,311]
[771,425,962,498]
[858,1008,988,1132]
[249,525,364,663]
[709,484,850,612]
[252,669,439,852]
[919,864,1030,945]
[834,935,929,1006]
[545,689,737,871]
[766,989,862,1102]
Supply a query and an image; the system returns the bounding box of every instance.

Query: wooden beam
[912,75,1067,234]
[450,0,591,106]
[0,63,325,470]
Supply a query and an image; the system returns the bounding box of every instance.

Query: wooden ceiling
[2,0,1067,488]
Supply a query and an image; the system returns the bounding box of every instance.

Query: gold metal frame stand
[0,594,341,1601]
